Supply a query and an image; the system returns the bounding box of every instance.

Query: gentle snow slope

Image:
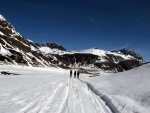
[0,63,150,113]
[83,63,150,113]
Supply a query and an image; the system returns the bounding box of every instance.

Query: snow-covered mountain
[0,14,144,72]
[0,14,65,67]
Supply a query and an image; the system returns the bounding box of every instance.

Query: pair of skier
[70,70,80,79]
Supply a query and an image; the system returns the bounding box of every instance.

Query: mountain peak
[0,14,6,21]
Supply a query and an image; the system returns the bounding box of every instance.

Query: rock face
[54,49,143,72]
[0,14,144,72]
[41,42,66,51]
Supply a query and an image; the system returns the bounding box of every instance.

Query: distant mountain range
[0,14,144,72]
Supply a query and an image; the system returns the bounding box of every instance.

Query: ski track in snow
[59,79,112,113]
[11,78,112,113]
[19,82,67,113]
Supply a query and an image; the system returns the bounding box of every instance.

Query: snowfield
[0,63,150,113]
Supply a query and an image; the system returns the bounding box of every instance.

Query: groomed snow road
[18,79,112,113]
[59,79,112,113]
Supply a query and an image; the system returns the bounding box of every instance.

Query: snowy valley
[0,14,150,113]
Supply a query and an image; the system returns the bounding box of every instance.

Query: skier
[74,71,76,78]
[70,70,72,78]
[77,71,80,79]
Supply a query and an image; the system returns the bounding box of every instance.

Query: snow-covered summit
[0,14,6,21]
[74,48,107,56]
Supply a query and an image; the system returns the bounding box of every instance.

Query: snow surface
[0,31,6,36]
[39,47,66,55]
[39,47,55,54]
[0,63,150,113]
[27,39,33,42]
[0,43,10,55]
[77,48,107,56]
[30,45,37,51]
[52,48,107,56]
[0,14,6,21]
[106,51,133,60]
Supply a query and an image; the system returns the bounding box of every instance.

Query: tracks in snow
[18,80,68,113]
[60,79,112,113]
[17,78,114,113]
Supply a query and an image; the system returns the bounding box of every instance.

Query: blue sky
[0,0,150,61]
